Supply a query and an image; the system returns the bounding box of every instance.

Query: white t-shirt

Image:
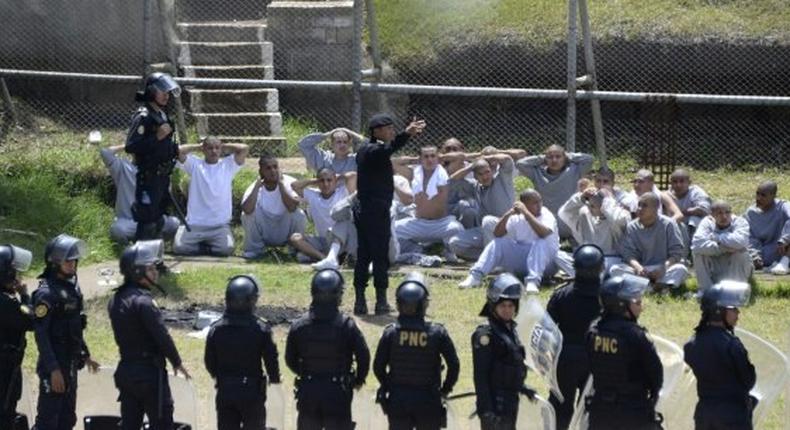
[178,154,242,226]
[242,174,299,217]
[411,165,449,199]
[506,208,560,248]
[303,187,349,238]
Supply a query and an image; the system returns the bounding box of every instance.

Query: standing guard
[373,272,460,429]
[585,275,663,429]
[32,234,99,430]
[472,273,537,430]
[109,240,189,430]
[286,269,370,429]
[205,275,281,430]
[0,244,34,429]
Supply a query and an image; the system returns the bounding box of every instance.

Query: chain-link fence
[1,0,789,171]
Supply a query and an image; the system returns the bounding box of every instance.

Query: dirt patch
[161,303,306,330]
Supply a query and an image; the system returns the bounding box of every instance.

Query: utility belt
[120,351,165,368]
[138,162,175,181]
[586,390,652,409]
[296,372,354,394]
[217,375,267,396]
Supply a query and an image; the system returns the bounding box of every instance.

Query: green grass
[374,0,790,66]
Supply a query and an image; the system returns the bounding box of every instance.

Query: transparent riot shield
[735,327,790,427]
[568,377,592,430]
[350,389,374,430]
[517,394,557,430]
[76,367,197,429]
[516,297,564,402]
[17,371,35,424]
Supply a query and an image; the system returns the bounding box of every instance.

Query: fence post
[350,0,364,131]
[578,0,607,167]
[566,0,578,152]
[0,78,17,126]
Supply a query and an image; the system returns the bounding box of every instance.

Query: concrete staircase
[175,0,286,155]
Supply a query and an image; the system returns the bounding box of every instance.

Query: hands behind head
[405,119,427,136]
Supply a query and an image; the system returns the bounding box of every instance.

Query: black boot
[374,288,391,315]
[354,288,368,315]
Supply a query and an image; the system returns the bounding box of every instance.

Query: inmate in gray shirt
[691,215,750,256]
[670,185,711,215]
[477,157,516,217]
[298,132,357,174]
[100,148,136,219]
[621,214,686,266]
[743,199,790,248]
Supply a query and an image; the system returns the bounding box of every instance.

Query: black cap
[368,113,395,130]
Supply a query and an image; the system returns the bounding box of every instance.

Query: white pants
[609,262,690,287]
[328,201,401,263]
[173,224,235,256]
[448,216,500,261]
[692,250,753,292]
[554,251,622,278]
[241,209,307,257]
[109,216,179,245]
[395,215,464,254]
[470,237,559,284]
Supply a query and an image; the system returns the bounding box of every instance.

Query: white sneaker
[459,274,482,289]
[524,280,540,294]
[770,257,789,275]
[311,258,339,271]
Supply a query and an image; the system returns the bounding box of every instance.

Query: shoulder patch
[35,303,49,318]
[478,334,490,346]
[137,125,145,135]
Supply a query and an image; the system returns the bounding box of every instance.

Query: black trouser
[387,386,443,430]
[354,199,391,292]
[0,360,23,430]
[215,377,267,430]
[114,363,174,430]
[549,345,589,430]
[694,399,752,430]
[34,367,77,430]
[587,398,660,430]
[296,378,354,430]
[479,412,517,430]
[133,174,171,240]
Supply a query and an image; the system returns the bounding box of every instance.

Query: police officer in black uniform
[373,272,460,430]
[285,269,370,429]
[546,244,604,430]
[585,275,663,430]
[684,280,756,430]
[472,273,536,430]
[0,244,34,429]
[126,72,182,240]
[108,239,190,430]
[353,113,426,315]
[205,275,281,430]
[32,234,99,430]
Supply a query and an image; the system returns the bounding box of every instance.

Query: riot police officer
[472,273,535,430]
[585,275,663,430]
[126,72,182,240]
[33,234,99,430]
[285,269,370,429]
[0,244,34,429]
[205,275,281,430]
[546,244,604,430]
[108,239,189,430]
[684,280,755,430]
[373,272,460,430]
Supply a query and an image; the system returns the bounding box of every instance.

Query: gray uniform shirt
[516,152,594,216]
[477,158,516,217]
[670,185,711,215]
[743,199,790,248]
[101,148,136,219]
[558,192,631,256]
[691,215,750,256]
[622,214,686,265]
[298,133,357,174]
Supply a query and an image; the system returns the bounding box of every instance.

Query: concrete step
[189,88,279,113]
[192,112,282,136]
[179,41,273,66]
[177,21,267,43]
[176,0,268,22]
[181,65,275,80]
[212,136,288,156]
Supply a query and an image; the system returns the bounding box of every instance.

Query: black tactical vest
[387,321,441,387]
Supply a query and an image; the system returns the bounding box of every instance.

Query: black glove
[520,385,537,402]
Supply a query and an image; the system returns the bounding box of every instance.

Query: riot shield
[735,327,790,427]
[517,394,557,430]
[16,371,35,424]
[76,367,197,429]
[567,377,592,430]
[351,389,374,430]
[516,297,564,402]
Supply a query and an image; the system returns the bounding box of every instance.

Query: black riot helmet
[136,72,181,103]
[40,234,86,278]
[311,269,344,307]
[573,244,604,285]
[119,240,164,283]
[699,280,750,329]
[599,274,649,320]
[0,244,32,286]
[225,275,260,315]
[480,272,523,317]
[395,272,430,317]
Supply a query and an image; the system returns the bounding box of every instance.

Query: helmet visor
[714,280,751,309]
[49,235,87,263]
[133,240,164,267]
[153,74,181,97]
[617,274,650,302]
[10,245,32,272]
